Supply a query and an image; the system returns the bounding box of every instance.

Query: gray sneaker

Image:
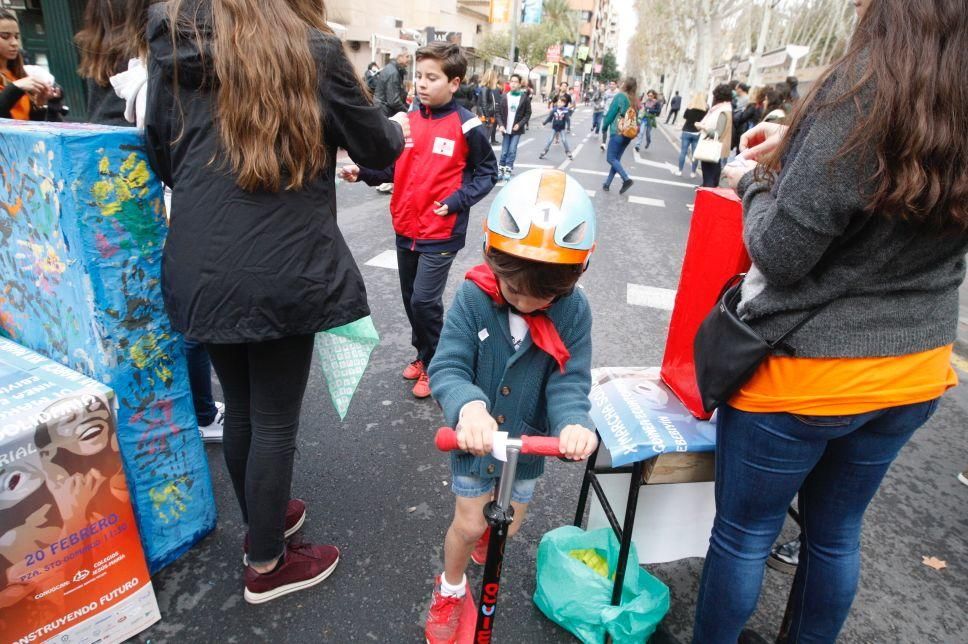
[199,401,224,443]
[767,536,800,574]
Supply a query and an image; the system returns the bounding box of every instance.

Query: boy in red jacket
[341,42,498,398]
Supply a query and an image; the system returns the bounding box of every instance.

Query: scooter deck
[455,579,478,644]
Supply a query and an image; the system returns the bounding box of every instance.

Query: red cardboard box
[660,188,751,419]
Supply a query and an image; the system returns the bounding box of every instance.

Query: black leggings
[206,334,315,565]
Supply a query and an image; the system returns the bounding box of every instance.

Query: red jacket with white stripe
[359,99,498,252]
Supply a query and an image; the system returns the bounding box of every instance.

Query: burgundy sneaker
[243,539,339,604]
[242,499,307,565]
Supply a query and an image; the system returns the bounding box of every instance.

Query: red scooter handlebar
[434,427,561,457]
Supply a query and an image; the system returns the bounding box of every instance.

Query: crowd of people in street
[1,0,966,642]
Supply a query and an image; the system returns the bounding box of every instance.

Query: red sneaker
[471,527,490,565]
[403,359,424,380]
[412,371,431,398]
[243,539,339,604]
[425,576,472,644]
[243,499,307,565]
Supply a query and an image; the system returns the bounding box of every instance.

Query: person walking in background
[675,92,707,178]
[550,81,573,133]
[0,9,61,121]
[539,95,573,161]
[455,73,478,112]
[372,49,411,193]
[496,73,531,183]
[479,69,501,145]
[666,90,682,124]
[634,89,661,152]
[590,80,606,134]
[74,0,130,126]
[600,79,617,149]
[601,76,638,194]
[364,61,380,94]
[144,0,405,604]
[694,0,968,641]
[696,83,733,188]
[732,86,762,152]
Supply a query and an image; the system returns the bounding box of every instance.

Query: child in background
[424,169,598,643]
[539,96,574,161]
[341,42,498,399]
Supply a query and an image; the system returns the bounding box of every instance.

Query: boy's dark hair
[712,83,733,104]
[510,73,522,83]
[485,249,583,300]
[415,42,467,82]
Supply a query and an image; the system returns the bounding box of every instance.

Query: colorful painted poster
[0,120,216,571]
[0,339,160,643]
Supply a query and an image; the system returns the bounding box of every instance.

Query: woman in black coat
[144,0,404,604]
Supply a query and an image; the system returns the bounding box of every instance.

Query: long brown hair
[621,76,638,110]
[0,9,26,81]
[762,0,968,231]
[167,0,333,192]
[75,0,132,86]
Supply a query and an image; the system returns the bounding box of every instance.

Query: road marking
[515,163,554,169]
[627,284,677,311]
[518,137,534,148]
[952,352,968,374]
[687,204,694,211]
[365,250,398,270]
[657,123,681,151]
[559,143,583,170]
[632,150,678,173]
[629,196,666,208]
[585,189,596,197]
[569,167,697,189]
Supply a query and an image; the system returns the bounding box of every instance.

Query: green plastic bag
[534,526,670,643]
[314,316,380,420]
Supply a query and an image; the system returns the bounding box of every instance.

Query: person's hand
[389,112,410,140]
[723,157,757,190]
[432,200,449,216]
[339,164,360,183]
[559,425,598,461]
[456,405,498,457]
[497,125,505,134]
[512,123,520,132]
[13,76,47,96]
[740,122,789,161]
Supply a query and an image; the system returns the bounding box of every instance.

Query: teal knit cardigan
[428,281,594,481]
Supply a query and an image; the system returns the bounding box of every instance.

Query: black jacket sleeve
[496,94,508,128]
[318,35,404,171]
[144,27,176,188]
[441,118,498,214]
[0,83,25,118]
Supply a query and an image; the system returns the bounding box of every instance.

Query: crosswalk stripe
[570,167,696,189]
[559,143,583,170]
[365,250,398,270]
[627,284,677,311]
[628,196,666,208]
[585,189,596,197]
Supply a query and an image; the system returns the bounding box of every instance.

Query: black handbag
[693,274,831,413]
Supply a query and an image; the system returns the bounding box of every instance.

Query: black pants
[701,160,723,188]
[397,248,456,365]
[206,334,315,565]
[666,108,679,124]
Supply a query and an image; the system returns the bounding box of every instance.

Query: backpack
[618,106,639,138]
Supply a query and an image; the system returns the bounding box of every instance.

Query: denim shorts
[451,474,538,504]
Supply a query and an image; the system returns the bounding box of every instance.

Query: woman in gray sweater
[693,0,968,642]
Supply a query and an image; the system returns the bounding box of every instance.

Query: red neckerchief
[465,264,570,373]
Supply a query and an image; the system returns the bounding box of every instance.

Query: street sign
[546,44,561,63]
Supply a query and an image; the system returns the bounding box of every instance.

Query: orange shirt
[1,69,31,120]
[729,345,957,415]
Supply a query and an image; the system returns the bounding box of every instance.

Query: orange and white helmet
[484,169,596,266]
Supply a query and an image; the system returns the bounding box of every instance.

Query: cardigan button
[501,386,511,396]
[496,415,506,425]
[486,464,496,474]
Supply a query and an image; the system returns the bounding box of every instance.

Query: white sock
[439,573,466,598]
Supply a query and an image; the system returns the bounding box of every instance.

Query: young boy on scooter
[425,169,599,643]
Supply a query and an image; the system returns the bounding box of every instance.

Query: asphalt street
[132,107,968,643]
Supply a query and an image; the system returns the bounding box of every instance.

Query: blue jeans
[591,111,603,133]
[604,133,632,186]
[499,131,522,168]
[693,400,941,644]
[184,338,218,426]
[678,131,700,173]
[635,117,653,148]
[541,129,571,155]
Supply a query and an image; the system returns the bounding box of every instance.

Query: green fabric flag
[314,316,380,420]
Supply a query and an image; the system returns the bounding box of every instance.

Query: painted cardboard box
[0,337,160,643]
[0,120,215,571]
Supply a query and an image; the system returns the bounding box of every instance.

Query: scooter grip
[520,435,561,457]
[435,427,460,452]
